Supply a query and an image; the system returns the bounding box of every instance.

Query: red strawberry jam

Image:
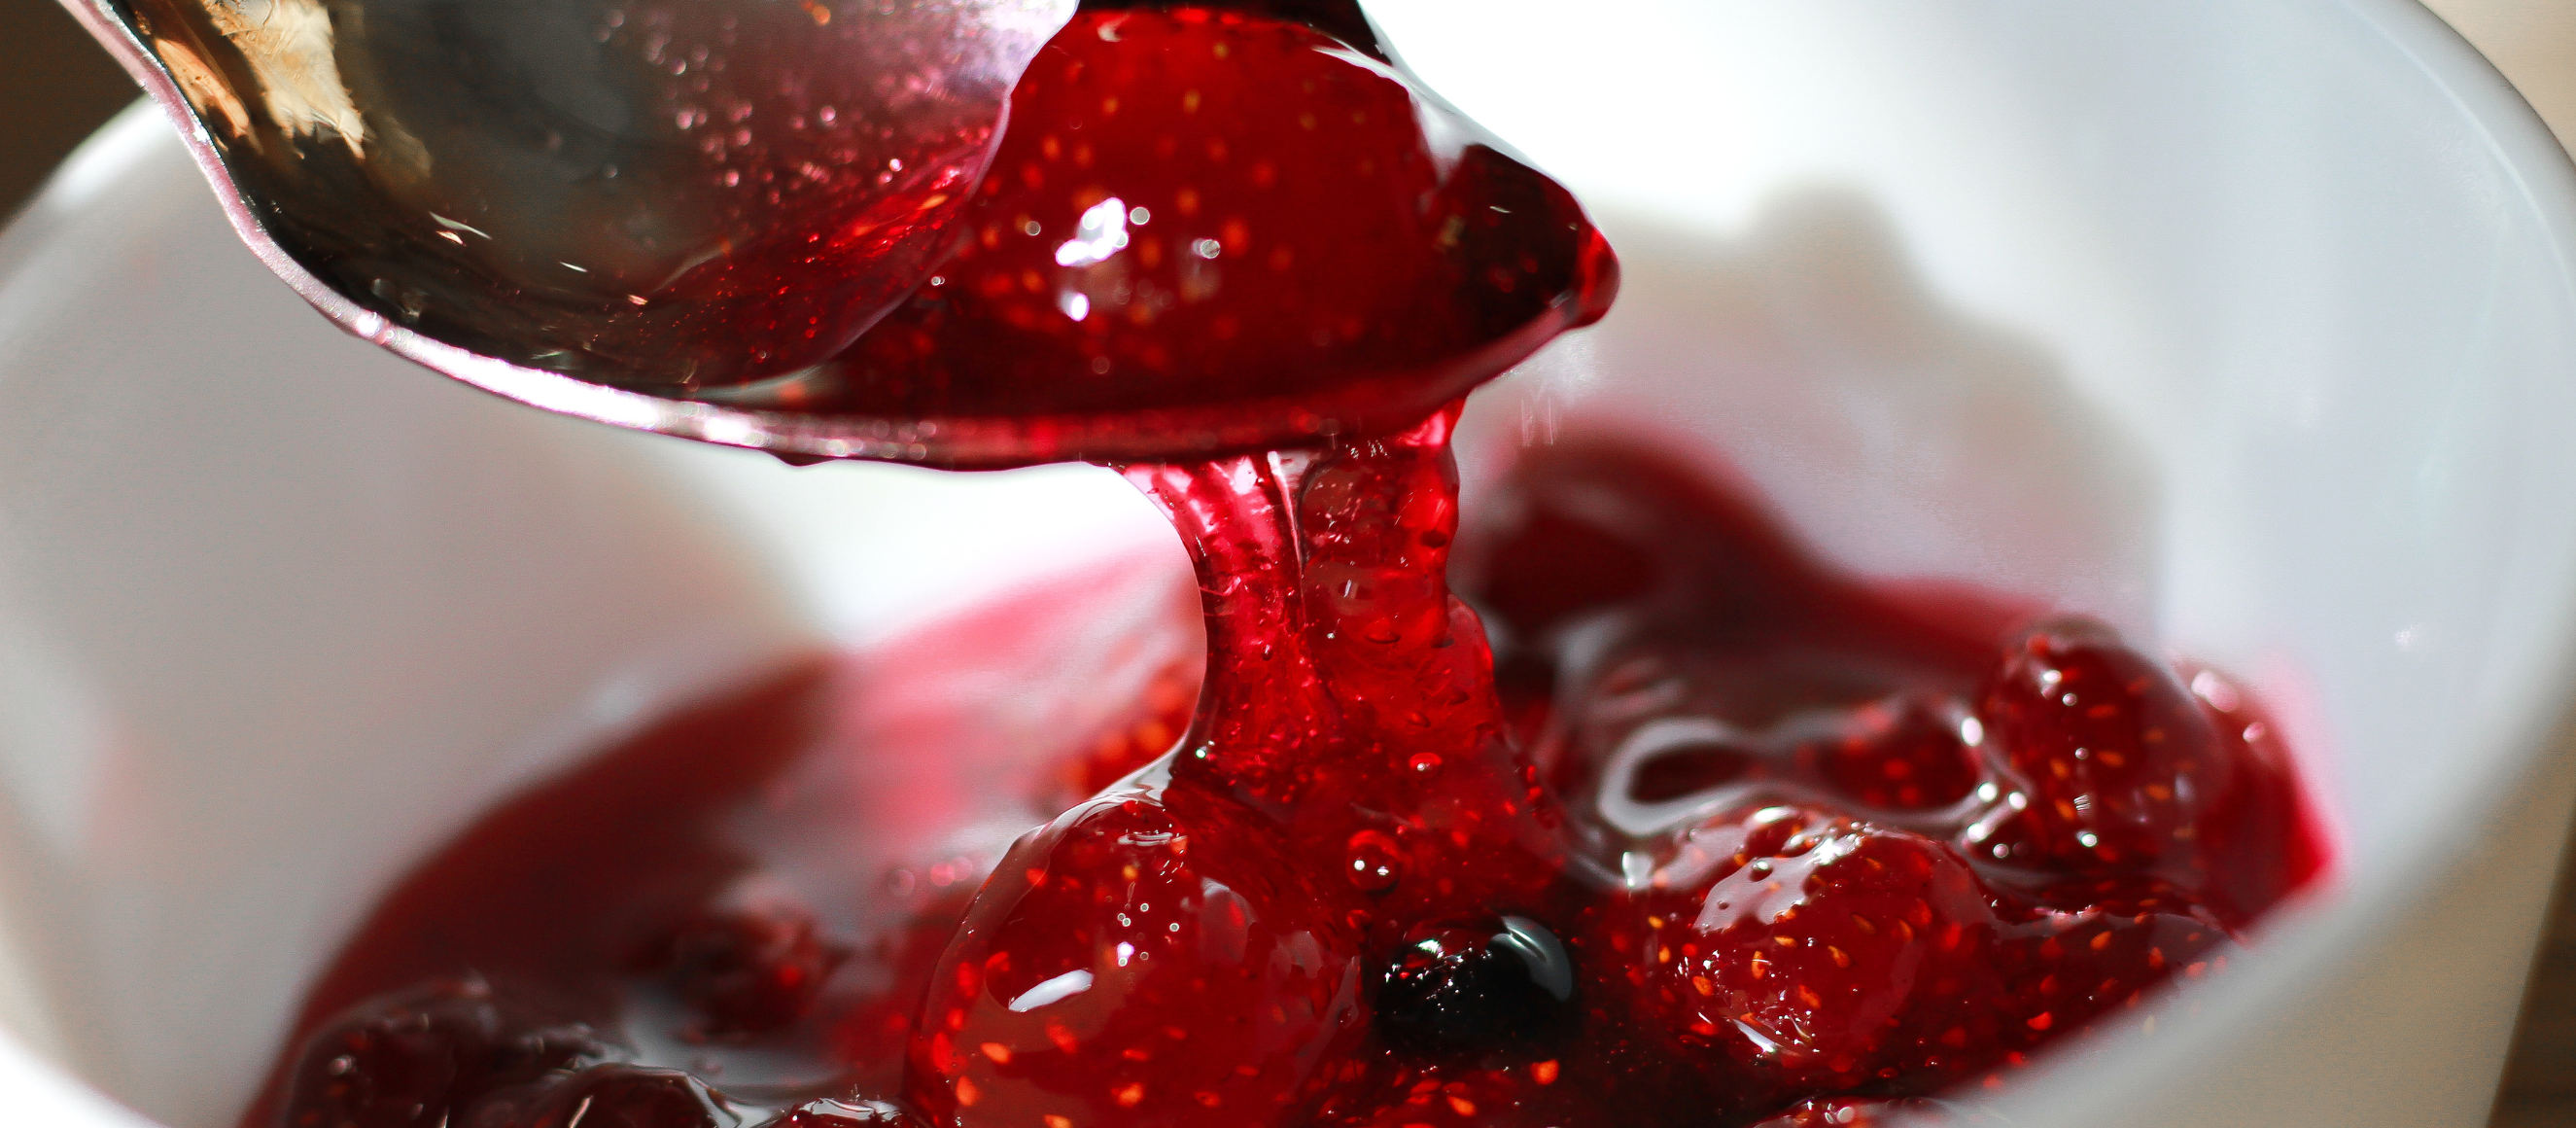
[247,3,2316,1127]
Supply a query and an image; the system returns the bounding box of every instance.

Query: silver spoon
[63,0,1615,467]
[57,0,1074,460]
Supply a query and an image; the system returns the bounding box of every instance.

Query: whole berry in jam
[1968,619,2233,875]
[1375,916,1579,1061]
[279,978,612,1128]
[1630,806,2005,1099]
[907,778,1367,1127]
[804,6,1618,464]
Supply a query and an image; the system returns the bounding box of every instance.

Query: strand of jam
[910,405,1575,1124]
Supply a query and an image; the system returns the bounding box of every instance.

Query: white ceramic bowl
[8,1,2576,1126]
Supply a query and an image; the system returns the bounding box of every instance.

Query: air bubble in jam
[1345,829,1405,895]
[250,4,2319,1128]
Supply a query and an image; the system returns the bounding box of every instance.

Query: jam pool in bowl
[9,2,2576,1128]
[233,431,2323,1128]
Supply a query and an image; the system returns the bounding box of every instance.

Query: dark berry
[279,978,612,1128]
[1376,915,1578,1060]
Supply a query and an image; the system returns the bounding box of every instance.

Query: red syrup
[250,4,2317,1127]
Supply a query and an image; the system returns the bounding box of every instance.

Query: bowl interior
[6,1,2576,1126]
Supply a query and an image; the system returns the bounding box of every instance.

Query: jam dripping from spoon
[246,3,2319,1128]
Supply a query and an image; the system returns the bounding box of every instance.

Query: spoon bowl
[61,0,1069,453]
[59,0,1615,468]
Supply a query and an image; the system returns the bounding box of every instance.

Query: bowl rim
[1982,0,2576,1120]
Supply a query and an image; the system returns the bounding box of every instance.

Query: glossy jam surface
[737,4,1618,466]
[254,441,2317,1128]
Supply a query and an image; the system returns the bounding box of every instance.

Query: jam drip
[1120,405,1526,810]
[908,405,1570,1126]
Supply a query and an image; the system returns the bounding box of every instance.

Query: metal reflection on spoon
[60,0,1071,453]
